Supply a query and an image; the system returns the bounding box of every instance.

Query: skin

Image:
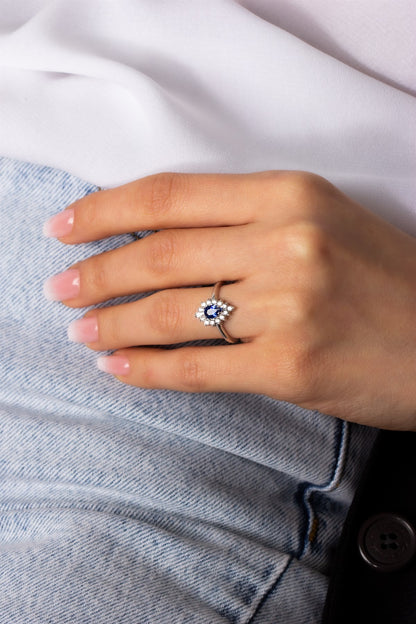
[46,170,416,431]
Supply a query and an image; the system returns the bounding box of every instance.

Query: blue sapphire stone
[204,304,221,319]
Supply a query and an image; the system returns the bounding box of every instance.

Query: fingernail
[68,316,98,343]
[97,355,130,376]
[43,268,80,301]
[43,208,74,238]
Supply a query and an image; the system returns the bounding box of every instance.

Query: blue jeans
[0,157,377,623]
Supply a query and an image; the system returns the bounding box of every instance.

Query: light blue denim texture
[0,157,378,623]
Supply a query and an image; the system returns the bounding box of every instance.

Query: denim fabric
[0,157,378,623]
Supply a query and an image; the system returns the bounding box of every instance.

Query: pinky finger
[97,344,259,394]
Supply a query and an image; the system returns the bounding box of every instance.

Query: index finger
[44,171,280,244]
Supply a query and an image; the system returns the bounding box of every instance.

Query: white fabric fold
[0,0,415,232]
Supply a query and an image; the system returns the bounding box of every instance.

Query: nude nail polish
[43,208,74,238]
[43,268,80,301]
[68,317,98,343]
[97,355,130,376]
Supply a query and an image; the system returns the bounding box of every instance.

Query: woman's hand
[43,171,416,431]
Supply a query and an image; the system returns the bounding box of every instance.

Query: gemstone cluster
[195,297,234,326]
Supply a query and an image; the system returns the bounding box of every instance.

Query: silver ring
[195,281,240,343]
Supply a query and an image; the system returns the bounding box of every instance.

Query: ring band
[195,281,240,344]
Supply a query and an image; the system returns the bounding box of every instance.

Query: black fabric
[322,429,416,624]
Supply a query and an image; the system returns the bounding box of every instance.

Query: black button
[358,513,416,572]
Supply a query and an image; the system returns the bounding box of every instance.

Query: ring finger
[67,282,261,350]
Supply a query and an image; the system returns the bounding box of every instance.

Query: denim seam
[243,556,293,624]
[297,419,350,559]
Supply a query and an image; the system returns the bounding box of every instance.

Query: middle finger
[44,224,258,307]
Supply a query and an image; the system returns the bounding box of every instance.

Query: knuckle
[263,225,335,315]
[280,290,317,325]
[288,223,334,296]
[147,231,179,275]
[177,352,208,392]
[148,292,183,338]
[101,311,122,348]
[258,170,338,220]
[279,171,335,214]
[77,191,103,230]
[84,258,110,296]
[287,171,330,197]
[140,358,161,389]
[142,172,187,219]
[282,222,332,268]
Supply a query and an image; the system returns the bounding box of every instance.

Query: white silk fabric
[0,0,415,232]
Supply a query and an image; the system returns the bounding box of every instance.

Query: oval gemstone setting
[204,304,221,319]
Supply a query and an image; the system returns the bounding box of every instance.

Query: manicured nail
[43,208,74,238]
[97,355,130,376]
[43,268,80,301]
[67,316,98,343]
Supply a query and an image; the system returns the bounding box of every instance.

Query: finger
[96,343,262,394]
[46,224,257,307]
[48,171,281,244]
[67,283,261,350]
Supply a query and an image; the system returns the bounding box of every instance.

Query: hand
[43,171,416,431]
